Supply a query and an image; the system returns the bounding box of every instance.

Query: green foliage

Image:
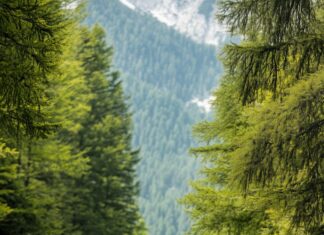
[0,143,17,222]
[0,0,68,138]
[236,71,324,232]
[218,0,321,42]
[184,0,324,234]
[69,24,142,235]
[0,1,144,234]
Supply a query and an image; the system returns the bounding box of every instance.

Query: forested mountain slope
[118,0,226,46]
[86,0,224,234]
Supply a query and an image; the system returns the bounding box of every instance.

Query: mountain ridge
[118,0,227,46]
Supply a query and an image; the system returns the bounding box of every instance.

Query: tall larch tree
[183,0,324,234]
[0,1,146,234]
[0,0,69,234]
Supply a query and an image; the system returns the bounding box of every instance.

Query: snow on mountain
[119,0,136,10]
[190,96,215,113]
[118,0,227,46]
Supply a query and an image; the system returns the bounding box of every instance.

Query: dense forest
[86,0,224,234]
[0,1,145,234]
[182,0,324,234]
[1,0,323,235]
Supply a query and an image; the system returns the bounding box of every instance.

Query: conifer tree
[0,1,146,234]
[16,19,93,235]
[0,0,68,137]
[0,143,17,222]
[0,1,70,234]
[73,25,143,235]
[184,0,324,234]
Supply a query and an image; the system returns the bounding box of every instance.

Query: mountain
[86,0,225,234]
[118,0,226,46]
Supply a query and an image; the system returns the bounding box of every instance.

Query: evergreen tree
[0,1,69,234]
[73,25,144,235]
[0,143,17,222]
[18,18,93,235]
[0,0,68,137]
[184,0,324,234]
[0,1,145,234]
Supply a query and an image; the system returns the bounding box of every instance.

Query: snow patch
[150,8,176,26]
[190,96,214,113]
[119,0,136,10]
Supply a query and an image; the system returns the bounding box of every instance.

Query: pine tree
[73,25,143,235]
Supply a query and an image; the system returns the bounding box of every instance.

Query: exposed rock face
[119,0,227,46]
